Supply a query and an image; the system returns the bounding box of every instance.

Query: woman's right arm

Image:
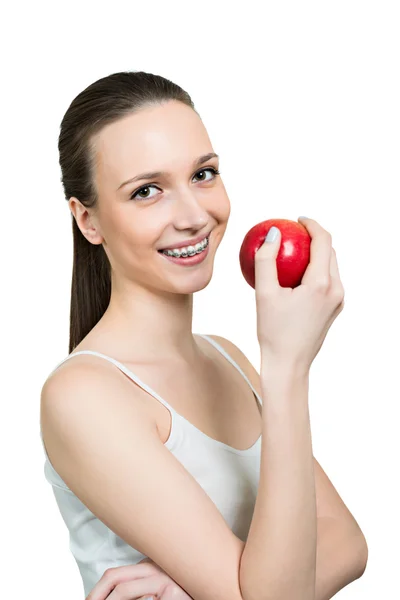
[239,217,345,600]
[238,360,316,600]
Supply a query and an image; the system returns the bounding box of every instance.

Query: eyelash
[129,167,221,201]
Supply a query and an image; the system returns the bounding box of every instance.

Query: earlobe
[82,227,104,245]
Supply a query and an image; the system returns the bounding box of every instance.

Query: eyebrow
[117,152,219,191]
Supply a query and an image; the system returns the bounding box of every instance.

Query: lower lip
[158,236,211,266]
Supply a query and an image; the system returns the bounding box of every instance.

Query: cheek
[106,207,156,247]
[121,228,156,257]
[216,192,231,222]
[104,216,151,261]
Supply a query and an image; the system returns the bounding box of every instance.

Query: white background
[2,1,399,598]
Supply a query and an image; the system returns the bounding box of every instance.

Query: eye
[129,167,221,201]
[130,184,158,201]
[193,167,220,183]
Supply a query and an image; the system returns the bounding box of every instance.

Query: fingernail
[264,226,279,243]
[298,216,308,220]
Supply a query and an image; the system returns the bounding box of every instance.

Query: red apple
[239,218,311,289]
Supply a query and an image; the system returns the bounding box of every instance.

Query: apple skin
[239,219,311,289]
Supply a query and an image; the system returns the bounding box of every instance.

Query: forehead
[94,101,212,186]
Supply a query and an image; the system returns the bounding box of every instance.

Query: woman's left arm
[86,459,368,600]
[311,454,368,599]
[315,515,368,600]
[87,517,367,600]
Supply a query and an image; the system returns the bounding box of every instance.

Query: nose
[172,188,209,230]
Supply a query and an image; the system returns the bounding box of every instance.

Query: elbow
[357,542,369,578]
[352,530,369,579]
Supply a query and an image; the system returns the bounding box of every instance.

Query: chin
[173,266,214,294]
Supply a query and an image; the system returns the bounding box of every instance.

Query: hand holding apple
[248,217,345,370]
[239,218,311,289]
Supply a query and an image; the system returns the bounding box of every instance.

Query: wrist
[259,354,310,384]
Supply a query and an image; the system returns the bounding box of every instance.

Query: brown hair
[58,71,196,354]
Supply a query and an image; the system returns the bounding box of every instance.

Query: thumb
[254,226,281,293]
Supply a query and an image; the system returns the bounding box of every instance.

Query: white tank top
[39,334,263,598]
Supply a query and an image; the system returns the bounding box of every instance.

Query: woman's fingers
[85,560,192,600]
[298,217,333,288]
[86,563,156,600]
[105,578,191,599]
[254,225,282,296]
[103,576,166,599]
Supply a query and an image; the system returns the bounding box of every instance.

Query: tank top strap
[197,334,263,407]
[47,350,179,416]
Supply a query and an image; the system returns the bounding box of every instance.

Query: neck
[94,285,204,365]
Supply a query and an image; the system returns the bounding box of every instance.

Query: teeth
[163,235,208,257]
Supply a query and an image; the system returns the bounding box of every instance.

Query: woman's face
[79,100,230,295]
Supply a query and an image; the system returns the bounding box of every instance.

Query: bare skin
[44,101,366,600]
[69,99,231,364]
[65,99,260,451]
[59,332,262,455]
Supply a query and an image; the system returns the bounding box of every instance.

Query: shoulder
[40,353,155,438]
[41,352,119,402]
[204,334,262,398]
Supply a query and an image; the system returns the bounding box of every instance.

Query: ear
[68,196,104,245]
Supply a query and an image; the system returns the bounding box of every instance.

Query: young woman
[40,71,368,600]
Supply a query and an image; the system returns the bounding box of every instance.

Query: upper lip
[158,231,211,251]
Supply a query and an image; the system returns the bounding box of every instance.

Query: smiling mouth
[157,233,211,255]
